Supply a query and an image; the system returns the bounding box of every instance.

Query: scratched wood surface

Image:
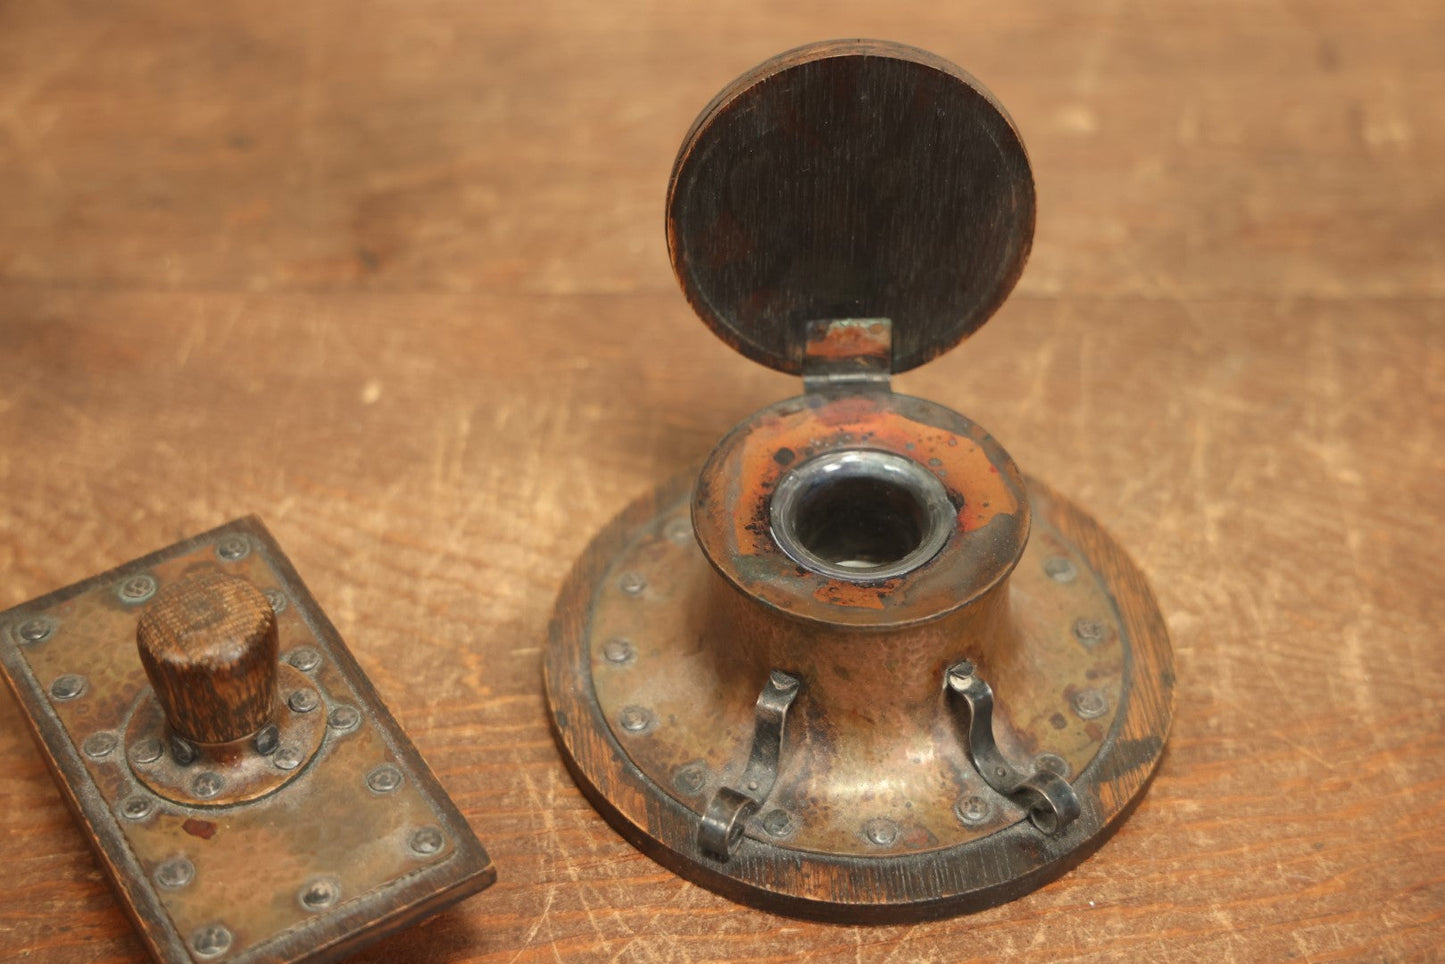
[1,1,1441,961]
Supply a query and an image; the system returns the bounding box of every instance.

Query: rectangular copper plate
[0,516,495,962]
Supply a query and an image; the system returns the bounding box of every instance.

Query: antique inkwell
[546,40,1174,921]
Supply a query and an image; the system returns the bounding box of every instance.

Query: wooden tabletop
[1,2,1440,961]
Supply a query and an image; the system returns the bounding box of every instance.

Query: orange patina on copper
[804,319,893,364]
[692,390,1029,626]
[728,394,1019,558]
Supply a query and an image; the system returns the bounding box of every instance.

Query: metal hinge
[801,318,893,393]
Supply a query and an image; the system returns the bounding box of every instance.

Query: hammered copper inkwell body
[545,40,1175,922]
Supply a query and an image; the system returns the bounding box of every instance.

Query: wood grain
[666,40,1034,374]
[0,1,1441,961]
[136,570,278,744]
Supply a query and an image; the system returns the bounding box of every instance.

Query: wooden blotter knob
[136,570,278,744]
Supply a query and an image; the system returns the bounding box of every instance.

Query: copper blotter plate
[0,517,495,962]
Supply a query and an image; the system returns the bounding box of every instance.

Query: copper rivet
[192,772,224,798]
[1036,753,1071,778]
[672,763,706,794]
[288,689,319,713]
[129,737,163,765]
[264,588,288,613]
[82,732,117,759]
[366,764,403,793]
[1043,557,1078,583]
[955,795,992,826]
[155,856,195,889]
[664,517,693,544]
[1072,690,1108,720]
[602,638,635,664]
[253,723,280,755]
[191,925,232,958]
[410,826,445,856]
[17,617,54,643]
[863,818,898,847]
[287,647,321,671]
[761,810,794,837]
[169,735,198,766]
[328,705,361,731]
[50,674,86,701]
[298,878,340,911]
[117,574,157,603]
[216,535,251,561]
[120,795,155,821]
[618,706,652,733]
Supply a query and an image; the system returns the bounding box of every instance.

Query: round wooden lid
[666,40,1035,374]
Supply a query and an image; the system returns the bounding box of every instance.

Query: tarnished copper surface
[0,518,494,963]
[693,391,1028,626]
[803,319,891,366]
[546,468,1172,920]
[590,476,1121,857]
[124,663,326,807]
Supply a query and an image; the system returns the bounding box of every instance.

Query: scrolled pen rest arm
[945,660,1081,837]
[698,671,800,859]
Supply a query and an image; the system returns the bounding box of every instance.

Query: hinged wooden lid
[666,40,1035,374]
